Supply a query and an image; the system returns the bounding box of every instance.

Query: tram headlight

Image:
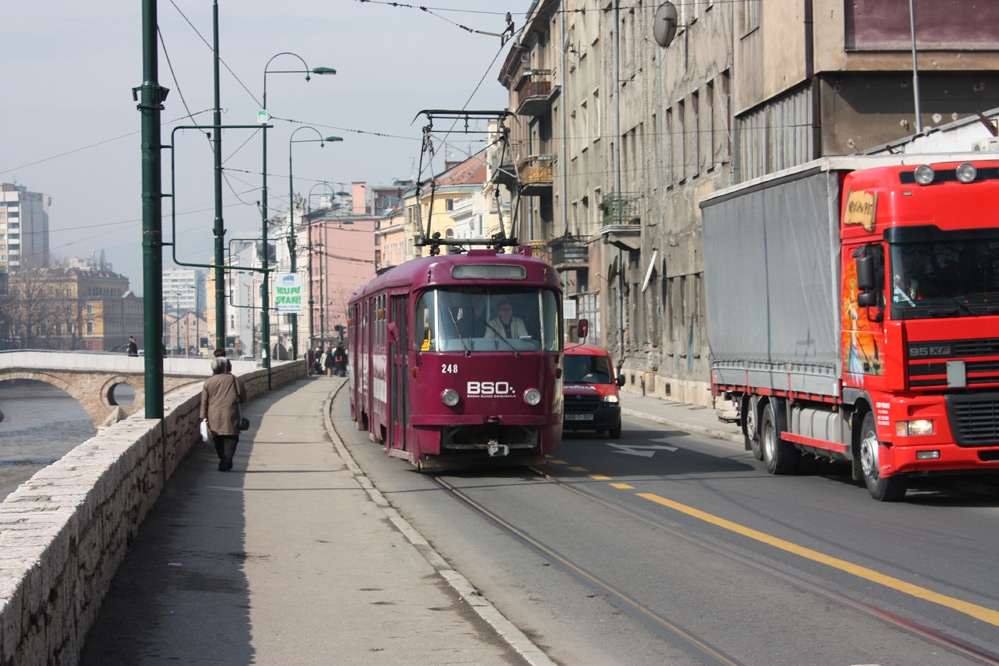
[441,388,460,407]
[523,388,542,406]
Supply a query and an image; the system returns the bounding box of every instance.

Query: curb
[321,380,557,666]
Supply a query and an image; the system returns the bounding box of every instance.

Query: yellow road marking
[548,459,567,464]
[589,474,612,481]
[638,493,999,626]
[568,466,588,472]
[610,483,634,489]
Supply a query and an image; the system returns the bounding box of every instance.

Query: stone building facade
[500,0,999,406]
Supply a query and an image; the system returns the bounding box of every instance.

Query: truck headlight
[896,419,933,436]
[523,388,541,406]
[441,388,460,407]
[603,395,619,403]
[913,165,935,185]
[956,163,977,183]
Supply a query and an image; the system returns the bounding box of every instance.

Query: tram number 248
[466,381,517,397]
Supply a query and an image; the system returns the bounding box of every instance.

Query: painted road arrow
[606,443,679,457]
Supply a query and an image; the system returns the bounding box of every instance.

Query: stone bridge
[0,351,261,428]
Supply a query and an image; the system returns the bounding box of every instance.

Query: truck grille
[908,338,999,389]
[945,392,999,447]
[564,394,601,414]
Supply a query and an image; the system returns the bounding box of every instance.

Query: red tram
[348,248,563,468]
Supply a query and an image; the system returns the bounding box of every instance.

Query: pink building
[302,181,412,350]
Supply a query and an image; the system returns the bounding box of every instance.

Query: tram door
[388,295,409,451]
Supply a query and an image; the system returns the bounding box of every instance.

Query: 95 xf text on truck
[700,155,999,501]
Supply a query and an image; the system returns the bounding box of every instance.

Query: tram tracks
[431,468,999,666]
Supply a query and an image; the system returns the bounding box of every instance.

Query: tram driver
[485,299,529,340]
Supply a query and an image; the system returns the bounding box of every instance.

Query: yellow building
[2,267,142,351]
[406,153,488,259]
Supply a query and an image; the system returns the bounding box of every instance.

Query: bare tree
[0,257,84,350]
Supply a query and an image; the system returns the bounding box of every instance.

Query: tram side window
[415,291,434,351]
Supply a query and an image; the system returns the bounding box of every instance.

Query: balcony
[548,235,589,270]
[524,240,552,265]
[518,155,554,195]
[515,70,559,117]
[598,193,641,251]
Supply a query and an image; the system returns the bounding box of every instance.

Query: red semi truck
[700,155,999,501]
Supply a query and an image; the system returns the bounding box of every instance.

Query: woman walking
[200,356,247,471]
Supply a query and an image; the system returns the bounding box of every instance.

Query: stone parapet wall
[0,360,306,665]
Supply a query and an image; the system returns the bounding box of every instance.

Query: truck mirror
[577,318,589,341]
[857,291,878,308]
[855,251,875,291]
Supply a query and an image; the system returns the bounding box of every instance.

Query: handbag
[231,375,250,431]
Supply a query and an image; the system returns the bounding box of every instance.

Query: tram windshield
[414,288,560,353]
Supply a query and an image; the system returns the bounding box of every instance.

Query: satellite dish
[653,2,679,48]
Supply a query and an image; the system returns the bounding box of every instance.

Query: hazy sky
[1,1,517,292]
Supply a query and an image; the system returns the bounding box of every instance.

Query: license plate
[565,413,594,421]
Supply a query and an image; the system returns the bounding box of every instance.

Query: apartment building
[0,183,50,272]
[162,267,205,316]
[500,0,999,405]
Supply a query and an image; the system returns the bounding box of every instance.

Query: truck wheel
[761,401,798,475]
[859,413,907,502]
[743,396,763,460]
[608,421,622,439]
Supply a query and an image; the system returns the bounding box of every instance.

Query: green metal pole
[261,85,272,388]
[213,0,226,350]
[289,148,298,360]
[138,0,167,419]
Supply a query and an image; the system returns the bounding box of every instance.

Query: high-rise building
[0,183,50,272]
[162,267,205,316]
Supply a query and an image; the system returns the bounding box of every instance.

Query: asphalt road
[334,393,999,666]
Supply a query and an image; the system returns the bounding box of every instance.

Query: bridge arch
[0,370,136,429]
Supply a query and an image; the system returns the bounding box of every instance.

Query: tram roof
[349,249,561,303]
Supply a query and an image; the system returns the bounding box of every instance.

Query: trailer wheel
[859,412,907,502]
[761,401,798,475]
[743,395,763,460]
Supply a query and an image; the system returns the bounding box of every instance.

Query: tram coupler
[487,441,510,457]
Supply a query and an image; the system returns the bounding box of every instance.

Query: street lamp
[289,128,342,360]
[307,182,335,349]
[261,52,335,384]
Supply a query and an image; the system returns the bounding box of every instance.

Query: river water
[0,379,103,502]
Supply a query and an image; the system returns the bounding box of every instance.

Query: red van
[562,320,624,438]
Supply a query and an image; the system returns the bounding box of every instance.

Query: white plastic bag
[199,420,210,443]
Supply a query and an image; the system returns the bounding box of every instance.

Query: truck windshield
[414,287,560,353]
[889,228,999,319]
[564,354,614,384]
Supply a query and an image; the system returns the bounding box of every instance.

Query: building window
[86,305,94,315]
[86,322,94,334]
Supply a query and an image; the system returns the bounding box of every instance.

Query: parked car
[562,323,624,438]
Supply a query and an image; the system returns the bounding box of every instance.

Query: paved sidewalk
[79,376,546,666]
